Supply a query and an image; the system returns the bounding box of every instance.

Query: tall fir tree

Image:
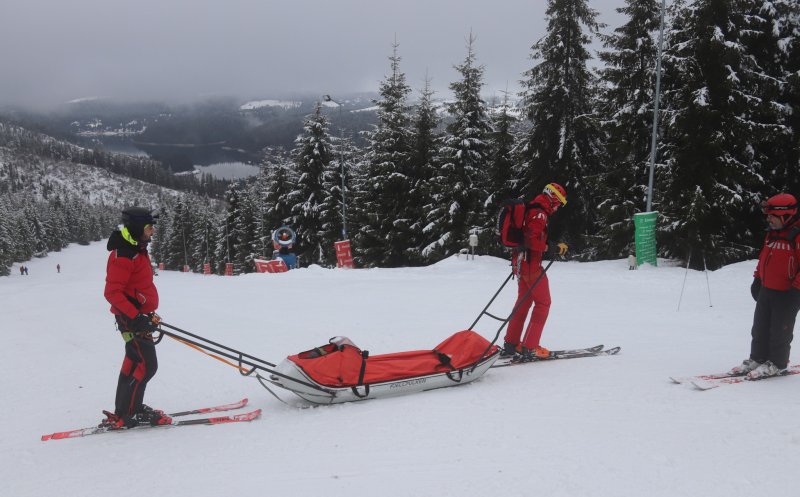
[354,42,415,267]
[738,0,800,196]
[424,34,493,260]
[657,0,789,267]
[517,0,606,254]
[289,102,333,266]
[595,0,662,258]
[410,75,442,263]
[480,90,520,257]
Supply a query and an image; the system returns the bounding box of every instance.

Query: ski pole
[702,251,713,307]
[677,250,692,311]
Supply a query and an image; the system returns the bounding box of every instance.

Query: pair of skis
[670,364,800,390]
[41,398,260,441]
[491,344,621,368]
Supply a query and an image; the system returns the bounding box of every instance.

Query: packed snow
[2,242,799,497]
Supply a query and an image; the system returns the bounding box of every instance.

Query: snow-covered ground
[2,242,798,497]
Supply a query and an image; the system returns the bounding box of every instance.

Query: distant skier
[19,266,24,276]
[101,206,171,429]
[502,183,568,360]
[729,194,800,379]
[56,264,60,273]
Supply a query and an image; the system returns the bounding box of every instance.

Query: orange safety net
[287,330,497,387]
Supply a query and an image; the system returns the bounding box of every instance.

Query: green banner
[634,211,658,267]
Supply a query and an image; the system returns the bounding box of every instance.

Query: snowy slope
[2,243,799,497]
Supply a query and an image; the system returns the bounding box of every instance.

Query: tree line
[151,0,797,273]
[3,0,798,275]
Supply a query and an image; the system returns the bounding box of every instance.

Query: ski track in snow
[2,242,799,497]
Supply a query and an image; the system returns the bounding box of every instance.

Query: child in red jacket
[730,193,800,378]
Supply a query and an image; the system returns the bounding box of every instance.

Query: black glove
[750,278,761,302]
[130,313,158,334]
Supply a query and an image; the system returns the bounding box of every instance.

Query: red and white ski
[42,398,257,441]
[670,365,800,390]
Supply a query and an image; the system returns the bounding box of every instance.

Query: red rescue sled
[266,330,500,404]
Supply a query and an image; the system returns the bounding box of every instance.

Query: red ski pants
[504,271,551,350]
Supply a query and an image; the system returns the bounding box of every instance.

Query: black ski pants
[750,288,800,369]
[114,318,158,417]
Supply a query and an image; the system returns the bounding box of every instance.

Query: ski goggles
[760,200,797,215]
[543,184,567,206]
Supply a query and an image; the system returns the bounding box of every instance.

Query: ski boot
[134,404,173,426]
[746,360,785,380]
[533,346,551,359]
[728,358,760,376]
[99,410,135,430]
[500,342,518,358]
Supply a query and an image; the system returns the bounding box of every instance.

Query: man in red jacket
[502,183,568,361]
[730,193,800,379]
[101,207,171,429]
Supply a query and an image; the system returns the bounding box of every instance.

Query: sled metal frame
[261,350,500,405]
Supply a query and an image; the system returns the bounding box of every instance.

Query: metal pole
[340,127,348,240]
[646,0,666,213]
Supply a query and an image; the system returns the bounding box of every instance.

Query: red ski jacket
[104,230,159,319]
[754,219,800,291]
[512,194,553,281]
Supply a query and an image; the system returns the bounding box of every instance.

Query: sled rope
[166,334,251,373]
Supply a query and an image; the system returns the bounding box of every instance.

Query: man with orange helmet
[730,193,800,379]
[502,183,569,361]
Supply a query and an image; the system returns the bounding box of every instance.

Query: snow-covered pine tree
[189,204,220,273]
[424,33,493,261]
[409,75,442,263]
[259,156,296,242]
[738,0,799,196]
[215,185,246,274]
[354,42,415,267]
[595,0,662,259]
[657,0,789,267]
[232,188,260,273]
[0,197,12,276]
[162,197,195,271]
[289,102,333,266]
[319,130,354,265]
[483,89,520,256]
[517,0,606,254]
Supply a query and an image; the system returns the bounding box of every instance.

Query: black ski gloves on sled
[750,278,761,301]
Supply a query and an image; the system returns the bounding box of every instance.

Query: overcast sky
[0,0,629,109]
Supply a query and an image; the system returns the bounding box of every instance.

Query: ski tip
[691,379,719,390]
[41,434,53,442]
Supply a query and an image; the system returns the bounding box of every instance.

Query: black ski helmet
[122,206,158,239]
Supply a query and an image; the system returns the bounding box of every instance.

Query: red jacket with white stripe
[104,230,159,319]
[754,219,800,291]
